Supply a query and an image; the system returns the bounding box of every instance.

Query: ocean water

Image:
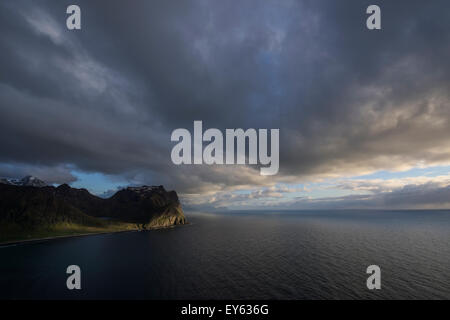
[0,210,449,299]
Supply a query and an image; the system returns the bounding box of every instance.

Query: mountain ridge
[0,175,48,187]
[0,177,187,243]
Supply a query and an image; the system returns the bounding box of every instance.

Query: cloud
[334,175,450,194]
[183,176,450,210]
[0,0,449,210]
[0,162,76,184]
[289,183,450,210]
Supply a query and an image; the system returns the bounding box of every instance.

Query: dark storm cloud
[0,162,76,184]
[0,0,449,204]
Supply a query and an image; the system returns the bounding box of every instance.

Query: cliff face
[107,186,186,228]
[0,181,187,231]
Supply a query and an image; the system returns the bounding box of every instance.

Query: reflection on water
[1,210,449,299]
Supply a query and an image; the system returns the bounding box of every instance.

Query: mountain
[0,183,104,230]
[0,175,47,187]
[53,184,186,227]
[18,175,48,187]
[0,178,187,243]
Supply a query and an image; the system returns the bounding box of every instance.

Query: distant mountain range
[0,175,48,187]
[0,176,186,243]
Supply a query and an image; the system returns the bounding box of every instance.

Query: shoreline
[0,222,189,247]
[0,230,138,247]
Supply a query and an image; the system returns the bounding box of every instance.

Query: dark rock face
[107,186,186,228]
[0,181,186,230]
[0,184,103,229]
[55,184,105,217]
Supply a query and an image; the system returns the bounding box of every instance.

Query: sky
[0,0,449,210]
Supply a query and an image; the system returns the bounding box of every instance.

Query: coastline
[0,230,137,247]
[0,222,189,247]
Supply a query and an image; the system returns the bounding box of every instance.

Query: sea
[1,210,449,299]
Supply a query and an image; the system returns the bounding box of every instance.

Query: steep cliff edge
[54,184,187,228]
[106,186,186,229]
[0,179,187,242]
